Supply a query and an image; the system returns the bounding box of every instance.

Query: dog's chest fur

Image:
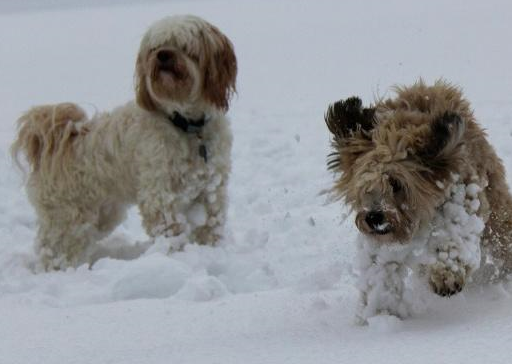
[173,130,222,195]
[147,112,231,199]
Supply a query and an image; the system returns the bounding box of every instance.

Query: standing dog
[12,15,237,270]
[325,80,512,319]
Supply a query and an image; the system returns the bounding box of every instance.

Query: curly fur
[325,80,512,295]
[11,15,237,270]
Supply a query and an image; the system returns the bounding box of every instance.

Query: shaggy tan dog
[12,15,237,270]
[325,80,512,306]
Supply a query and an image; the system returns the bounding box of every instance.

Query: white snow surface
[1,0,512,363]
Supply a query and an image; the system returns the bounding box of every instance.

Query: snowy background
[1,0,512,363]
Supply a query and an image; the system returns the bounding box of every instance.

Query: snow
[1,0,512,363]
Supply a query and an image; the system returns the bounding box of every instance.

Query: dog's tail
[11,103,87,175]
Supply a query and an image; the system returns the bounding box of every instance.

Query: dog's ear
[324,97,376,139]
[417,112,466,173]
[135,54,158,112]
[200,26,237,111]
[325,97,375,173]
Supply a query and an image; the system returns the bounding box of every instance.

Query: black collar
[167,112,209,163]
[168,112,207,134]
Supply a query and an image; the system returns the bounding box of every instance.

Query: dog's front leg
[425,181,485,296]
[356,236,414,322]
[426,237,481,297]
[357,260,409,322]
[427,252,468,297]
[190,172,228,245]
[137,173,189,245]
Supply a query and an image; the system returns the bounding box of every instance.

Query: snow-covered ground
[1,0,512,363]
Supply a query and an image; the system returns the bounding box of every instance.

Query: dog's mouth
[153,50,187,80]
[159,62,174,73]
[370,223,392,235]
[158,62,186,80]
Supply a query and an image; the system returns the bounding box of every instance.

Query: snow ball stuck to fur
[438,251,449,261]
[207,174,222,192]
[187,203,208,227]
[466,183,481,198]
[207,193,217,203]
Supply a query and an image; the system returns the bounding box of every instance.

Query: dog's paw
[192,226,221,245]
[428,262,466,297]
[161,222,185,238]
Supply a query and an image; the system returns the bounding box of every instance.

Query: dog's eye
[389,178,402,194]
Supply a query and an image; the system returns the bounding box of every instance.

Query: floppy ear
[135,54,157,112]
[417,112,466,174]
[325,97,375,173]
[324,97,376,139]
[201,26,237,111]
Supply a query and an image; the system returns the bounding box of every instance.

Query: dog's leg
[357,260,409,322]
[356,236,415,322]
[479,162,512,281]
[189,172,228,246]
[138,176,227,250]
[425,181,484,296]
[97,202,128,238]
[36,212,98,270]
[138,195,186,238]
[481,210,512,281]
[136,173,191,253]
[427,246,471,297]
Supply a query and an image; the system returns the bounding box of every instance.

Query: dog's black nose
[365,211,385,230]
[157,50,173,63]
[156,50,178,74]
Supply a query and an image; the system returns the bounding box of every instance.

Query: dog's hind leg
[487,216,512,280]
[472,158,512,282]
[35,207,100,270]
[97,202,128,238]
[481,196,512,281]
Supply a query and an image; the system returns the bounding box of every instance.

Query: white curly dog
[12,15,237,270]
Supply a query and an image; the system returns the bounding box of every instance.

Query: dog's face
[135,15,237,116]
[325,96,466,243]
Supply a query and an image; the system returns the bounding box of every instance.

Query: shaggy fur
[12,15,237,270]
[325,80,512,296]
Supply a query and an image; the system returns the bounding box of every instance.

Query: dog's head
[135,15,237,117]
[325,82,469,243]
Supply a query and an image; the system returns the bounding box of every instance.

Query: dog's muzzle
[365,210,391,234]
[356,210,394,237]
